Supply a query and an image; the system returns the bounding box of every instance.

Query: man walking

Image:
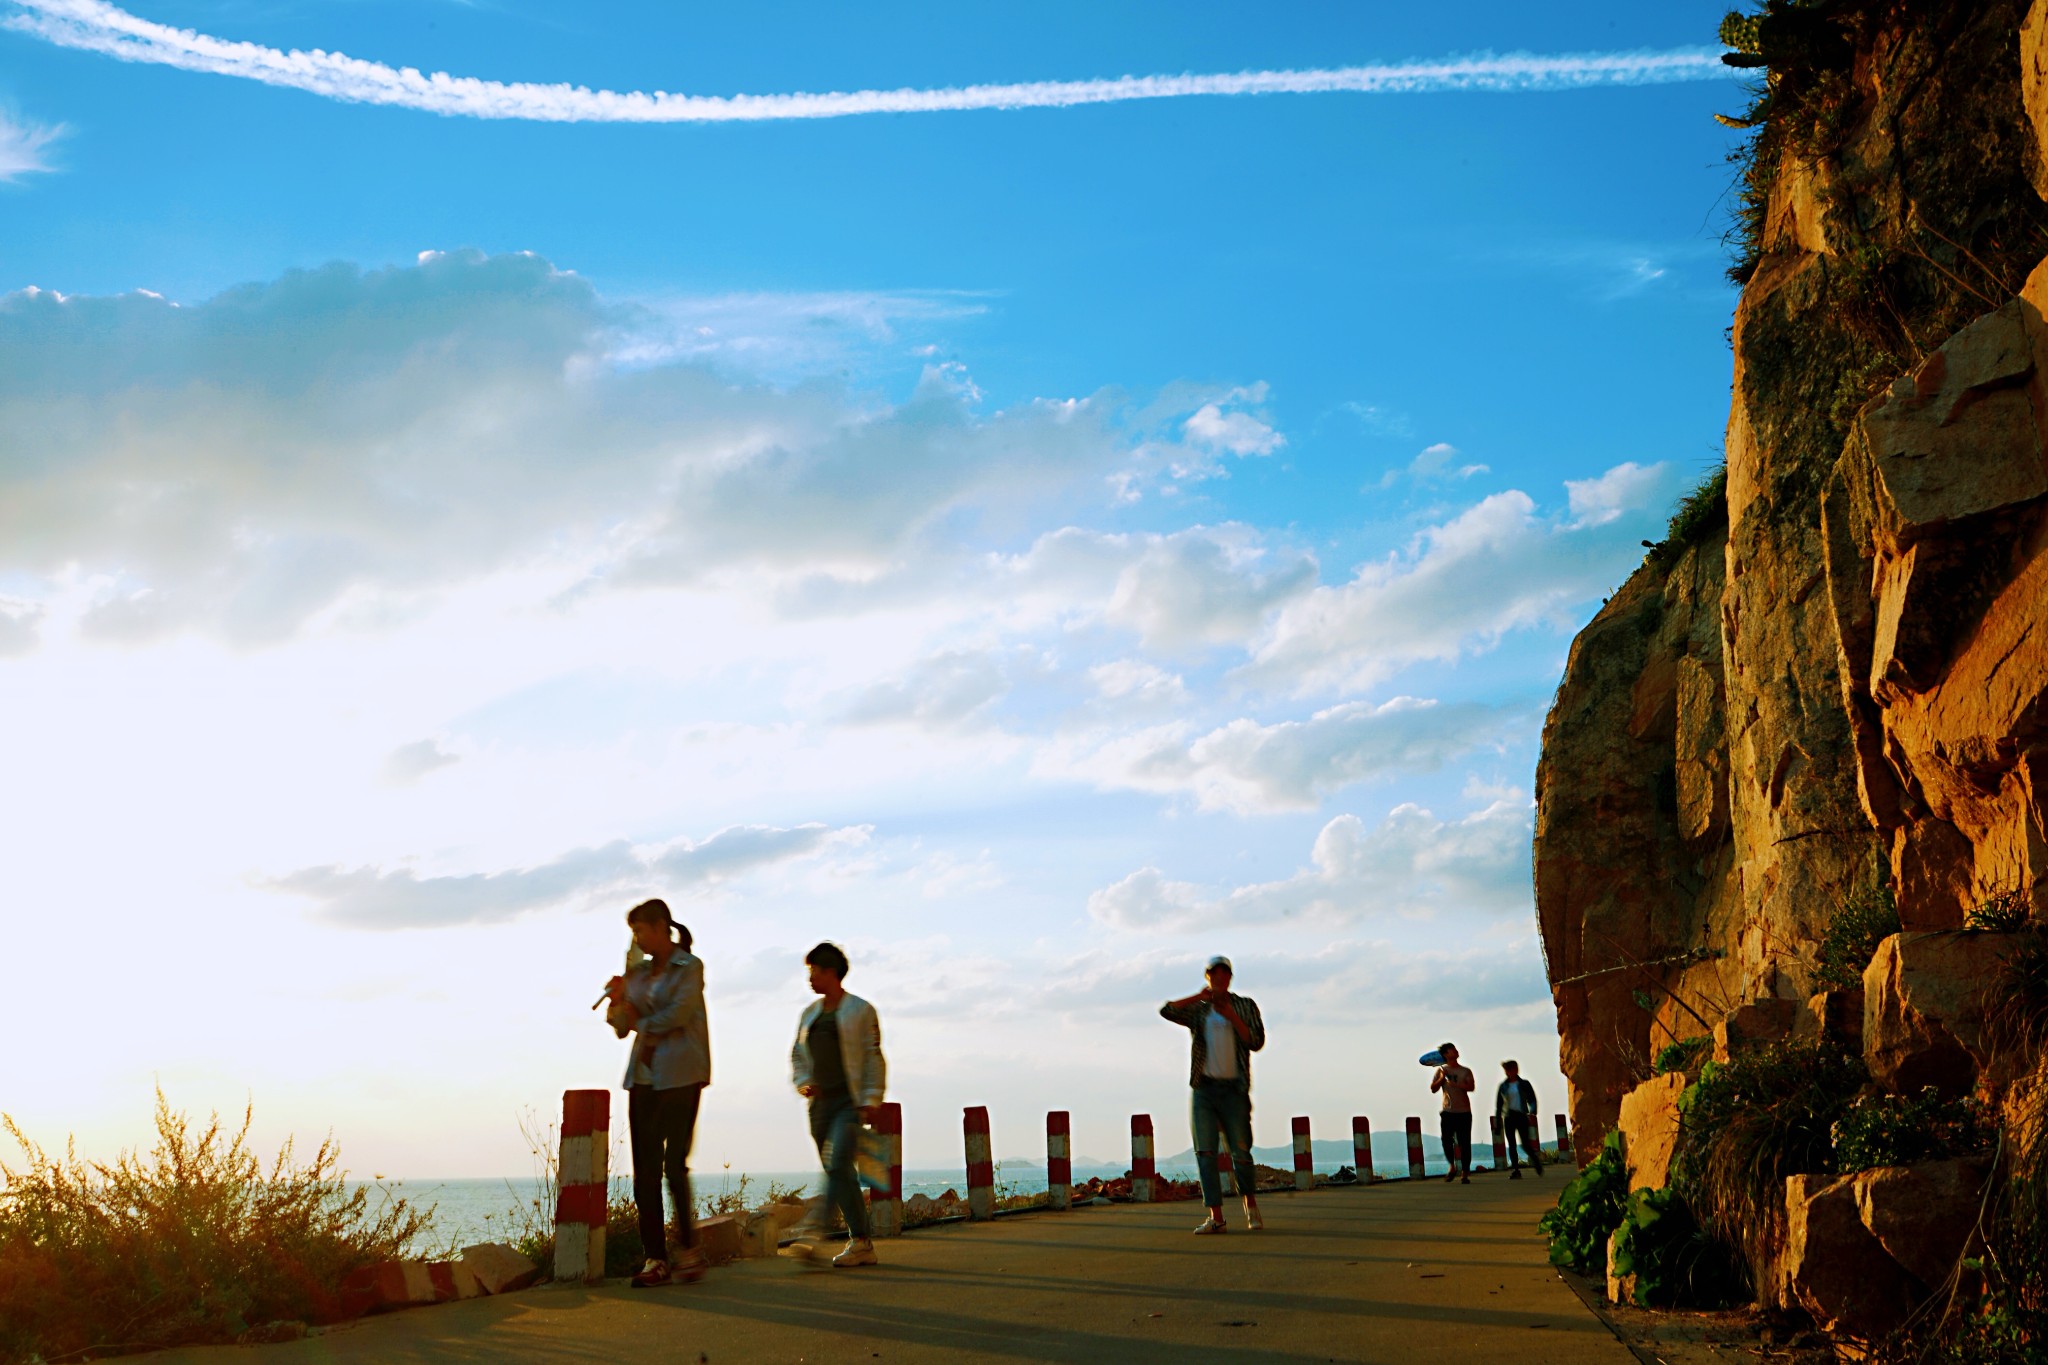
[1430,1042,1476,1183]
[787,942,886,1268]
[1495,1060,1544,1178]
[1160,955,1265,1233]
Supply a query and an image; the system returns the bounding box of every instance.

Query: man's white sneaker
[1193,1217,1227,1235]
[832,1237,878,1267]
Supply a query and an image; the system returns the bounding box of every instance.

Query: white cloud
[381,738,460,785]
[1044,696,1518,813]
[835,648,1011,728]
[1183,401,1282,458]
[1241,470,1673,694]
[0,597,43,655]
[0,253,1141,646]
[1086,660,1187,711]
[4,5,1733,123]
[1378,441,1489,488]
[1087,798,1533,930]
[0,109,60,180]
[1565,460,1664,527]
[267,821,870,929]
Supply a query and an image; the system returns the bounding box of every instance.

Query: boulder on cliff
[1863,931,2028,1093]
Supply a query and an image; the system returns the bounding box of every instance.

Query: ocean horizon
[364,1135,1556,1249]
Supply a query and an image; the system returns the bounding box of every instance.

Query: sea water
[363,1147,1506,1249]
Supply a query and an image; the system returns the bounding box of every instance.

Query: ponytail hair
[627,898,692,952]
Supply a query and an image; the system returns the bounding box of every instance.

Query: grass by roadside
[0,1091,430,1365]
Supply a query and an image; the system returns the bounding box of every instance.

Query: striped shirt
[1159,993,1265,1089]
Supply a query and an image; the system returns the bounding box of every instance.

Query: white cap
[1207,955,1233,972]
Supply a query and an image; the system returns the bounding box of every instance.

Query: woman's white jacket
[790,993,886,1108]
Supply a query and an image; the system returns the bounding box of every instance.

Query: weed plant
[0,1092,429,1364]
[1540,1130,1628,1275]
[1608,1186,1745,1309]
[1671,1040,1866,1282]
[1654,1036,1712,1078]
[1816,882,1900,990]
[1832,1088,1994,1173]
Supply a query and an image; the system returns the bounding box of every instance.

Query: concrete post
[1291,1116,1313,1190]
[1130,1114,1155,1202]
[1352,1115,1372,1184]
[869,1102,902,1237]
[552,1089,609,1283]
[1490,1113,1507,1171]
[1404,1116,1425,1180]
[964,1106,994,1220]
[1046,1110,1071,1211]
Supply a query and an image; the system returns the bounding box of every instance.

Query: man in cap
[1160,955,1266,1233]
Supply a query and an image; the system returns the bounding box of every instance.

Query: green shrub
[1662,465,1728,554]
[0,1092,430,1363]
[1673,1041,1866,1279]
[1609,1186,1745,1308]
[1817,883,1901,989]
[1540,1130,1628,1275]
[1968,888,2032,934]
[1832,1088,1994,1173]
[1654,1036,1711,1077]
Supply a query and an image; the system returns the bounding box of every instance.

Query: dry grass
[0,1090,430,1364]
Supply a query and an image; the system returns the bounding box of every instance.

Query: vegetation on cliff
[1723,0,2046,494]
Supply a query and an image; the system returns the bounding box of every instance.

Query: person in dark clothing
[1495,1060,1544,1178]
[786,942,887,1268]
[602,898,711,1288]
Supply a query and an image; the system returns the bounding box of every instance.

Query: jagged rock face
[1537,0,2048,1147]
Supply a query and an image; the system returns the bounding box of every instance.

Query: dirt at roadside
[1556,1269,1835,1365]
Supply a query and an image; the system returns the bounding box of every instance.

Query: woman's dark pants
[629,1082,702,1258]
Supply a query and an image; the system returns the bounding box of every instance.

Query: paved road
[145,1175,1627,1364]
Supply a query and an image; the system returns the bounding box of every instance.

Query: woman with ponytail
[602,898,711,1287]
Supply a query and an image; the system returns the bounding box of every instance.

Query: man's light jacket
[790,993,888,1108]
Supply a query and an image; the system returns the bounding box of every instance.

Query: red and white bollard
[1404,1116,1425,1179]
[553,1089,609,1283]
[1352,1115,1372,1184]
[1555,1113,1574,1166]
[1130,1114,1156,1202]
[1490,1113,1508,1171]
[1046,1111,1071,1211]
[964,1106,994,1220]
[869,1102,903,1237]
[1291,1116,1313,1190]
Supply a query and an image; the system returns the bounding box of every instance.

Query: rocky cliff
[1537,0,2048,1153]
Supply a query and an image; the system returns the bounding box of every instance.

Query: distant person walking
[787,942,886,1268]
[1495,1060,1544,1178]
[1430,1042,1476,1184]
[602,898,711,1288]
[1160,955,1266,1233]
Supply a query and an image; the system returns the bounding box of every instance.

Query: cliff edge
[1537,0,2048,1154]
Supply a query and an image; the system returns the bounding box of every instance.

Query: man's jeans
[1191,1078,1256,1209]
[1506,1112,1545,1171]
[809,1095,871,1240]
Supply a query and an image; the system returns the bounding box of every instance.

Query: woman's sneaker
[1244,1206,1264,1231]
[629,1259,671,1289]
[1192,1217,1227,1235]
[671,1248,708,1283]
[832,1237,878,1267]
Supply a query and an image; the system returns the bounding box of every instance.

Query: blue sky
[1,1,1744,1178]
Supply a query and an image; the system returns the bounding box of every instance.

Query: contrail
[4,0,1734,125]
